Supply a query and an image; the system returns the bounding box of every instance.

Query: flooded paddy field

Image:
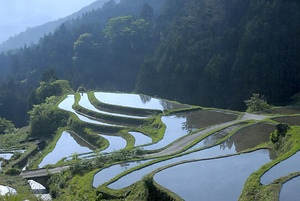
[261,151,300,185]
[154,150,271,201]
[280,176,300,201]
[272,116,300,126]
[94,92,188,111]
[39,131,94,168]
[264,107,300,115]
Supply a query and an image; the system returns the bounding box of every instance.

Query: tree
[29,96,69,138]
[244,93,271,112]
[0,117,16,134]
[140,3,154,21]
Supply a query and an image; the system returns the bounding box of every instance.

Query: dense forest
[0,0,299,127]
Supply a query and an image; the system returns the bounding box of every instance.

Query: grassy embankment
[239,125,300,201]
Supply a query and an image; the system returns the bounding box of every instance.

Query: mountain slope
[0,0,109,52]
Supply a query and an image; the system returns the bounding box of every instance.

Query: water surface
[93,160,150,187]
[129,132,152,147]
[0,185,17,196]
[59,95,120,127]
[39,131,93,167]
[79,93,147,119]
[0,153,13,160]
[144,110,237,151]
[108,122,273,190]
[108,142,239,189]
[94,92,187,110]
[261,151,300,185]
[280,176,300,201]
[100,134,127,153]
[154,150,271,201]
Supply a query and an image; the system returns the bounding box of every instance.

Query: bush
[5,168,21,176]
[270,123,290,143]
[244,93,271,112]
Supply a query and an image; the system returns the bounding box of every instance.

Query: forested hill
[137,0,300,109]
[0,0,299,127]
[0,0,110,52]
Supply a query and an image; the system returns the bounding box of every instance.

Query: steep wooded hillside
[136,0,300,110]
[0,0,299,126]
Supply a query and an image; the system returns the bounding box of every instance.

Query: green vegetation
[29,96,70,138]
[0,0,299,200]
[245,93,271,113]
[239,126,300,201]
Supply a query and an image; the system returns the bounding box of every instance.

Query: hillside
[0,0,109,52]
[0,0,299,127]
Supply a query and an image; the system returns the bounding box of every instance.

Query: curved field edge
[239,126,300,201]
[93,121,264,195]
[88,91,162,116]
[73,93,150,126]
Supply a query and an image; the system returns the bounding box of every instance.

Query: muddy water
[272,116,300,126]
[94,92,187,110]
[79,93,147,119]
[39,131,93,168]
[280,176,300,201]
[129,132,152,146]
[261,151,300,185]
[144,110,237,151]
[154,150,271,201]
[59,95,120,127]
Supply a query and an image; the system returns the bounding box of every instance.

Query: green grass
[239,126,300,201]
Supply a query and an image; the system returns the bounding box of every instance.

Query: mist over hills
[0,0,299,127]
[0,0,109,52]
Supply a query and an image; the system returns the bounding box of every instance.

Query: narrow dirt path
[146,113,268,158]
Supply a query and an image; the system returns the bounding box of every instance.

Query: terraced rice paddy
[272,116,300,126]
[280,176,300,201]
[94,92,187,110]
[29,91,299,200]
[39,131,94,168]
[260,151,300,185]
[154,150,271,201]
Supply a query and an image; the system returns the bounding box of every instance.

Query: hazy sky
[0,0,97,43]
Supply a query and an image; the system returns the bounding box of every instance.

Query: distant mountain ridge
[0,0,109,52]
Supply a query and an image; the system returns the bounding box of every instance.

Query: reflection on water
[154,150,271,201]
[0,185,17,196]
[79,93,147,119]
[107,122,274,189]
[129,132,152,147]
[222,123,275,152]
[93,160,150,188]
[59,95,120,127]
[186,124,243,152]
[144,115,195,150]
[94,92,187,110]
[144,110,237,151]
[0,153,13,160]
[108,141,239,189]
[261,151,300,185]
[39,131,93,168]
[100,134,127,153]
[280,176,300,201]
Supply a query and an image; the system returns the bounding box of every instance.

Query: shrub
[244,93,271,112]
